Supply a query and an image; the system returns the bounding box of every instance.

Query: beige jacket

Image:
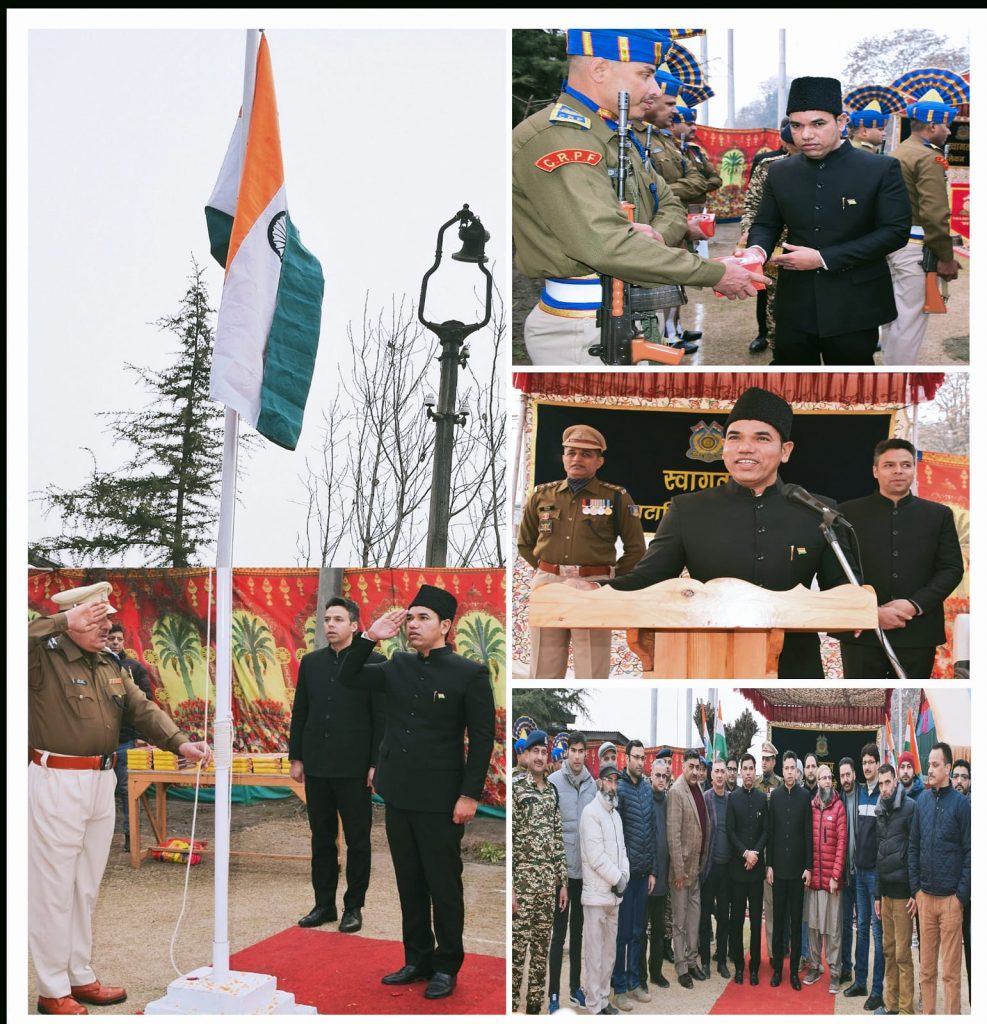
[666,772,712,882]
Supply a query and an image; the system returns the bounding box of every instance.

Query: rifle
[591,91,685,366]
[922,244,948,314]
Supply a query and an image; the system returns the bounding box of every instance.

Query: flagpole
[210,27,260,984]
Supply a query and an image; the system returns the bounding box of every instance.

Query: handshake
[611,871,629,896]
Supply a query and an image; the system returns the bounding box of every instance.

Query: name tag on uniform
[69,678,89,686]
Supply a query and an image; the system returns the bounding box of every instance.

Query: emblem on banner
[685,420,724,463]
[815,734,829,759]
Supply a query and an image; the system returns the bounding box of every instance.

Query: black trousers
[772,877,805,973]
[730,876,764,971]
[772,326,878,366]
[303,775,372,911]
[384,804,466,975]
[548,876,583,995]
[840,642,936,680]
[700,861,732,965]
[639,891,669,984]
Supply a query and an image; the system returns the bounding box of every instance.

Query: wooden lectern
[528,577,878,679]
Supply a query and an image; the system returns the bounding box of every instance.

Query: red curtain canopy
[512,373,944,406]
[739,687,893,726]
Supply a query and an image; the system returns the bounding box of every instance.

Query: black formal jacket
[607,477,857,678]
[339,635,496,814]
[748,140,911,337]
[726,784,768,883]
[113,654,153,744]
[765,783,813,880]
[288,644,386,778]
[834,491,964,651]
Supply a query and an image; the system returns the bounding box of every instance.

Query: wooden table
[127,770,308,870]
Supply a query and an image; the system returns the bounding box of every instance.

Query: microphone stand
[818,512,908,680]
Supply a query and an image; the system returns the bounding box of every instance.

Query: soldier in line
[848,109,887,153]
[516,425,645,679]
[512,731,568,1014]
[512,27,767,365]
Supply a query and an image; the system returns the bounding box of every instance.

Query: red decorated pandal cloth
[27,567,507,808]
[738,688,891,727]
[916,452,969,679]
[693,125,780,220]
[950,182,969,244]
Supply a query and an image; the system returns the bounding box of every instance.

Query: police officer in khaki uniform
[849,110,887,154]
[29,583,210,1015]
[512,28,767,365]
[881,96,963,365]
[517,425,646,678]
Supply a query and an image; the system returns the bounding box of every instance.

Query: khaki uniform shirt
[889,134,954,261]
[851,139,881,153]
[647,129,709,206]
[517,477,646,576]
[512,92,724,289]
[756,770,782,795]
[687,142,723,194]
[29,614,189,757]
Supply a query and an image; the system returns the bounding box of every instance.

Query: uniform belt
[538,561,613,578]
[539,275,602,317]
[30,748,117,771]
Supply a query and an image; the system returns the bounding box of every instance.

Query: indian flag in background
[206,33,324,451]
[904,706,921,772]
[883,714,897,771]
[915,690,938,774]
[713,700,728,763]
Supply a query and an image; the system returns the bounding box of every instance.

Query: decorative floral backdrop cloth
[694,125,781,220]
[28,567,507,807]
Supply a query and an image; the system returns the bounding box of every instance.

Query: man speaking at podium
[565,387,856,678]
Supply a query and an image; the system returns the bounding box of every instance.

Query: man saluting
[339,585,496,1000]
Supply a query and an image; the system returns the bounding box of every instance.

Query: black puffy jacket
[617,770,658,878]
[908,784,971,905]
[875,783,915,900]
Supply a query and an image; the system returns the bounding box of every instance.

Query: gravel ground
[25,795,506,1014]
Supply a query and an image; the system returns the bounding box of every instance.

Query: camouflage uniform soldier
[738,125,795,352]
[513,732,568,1014]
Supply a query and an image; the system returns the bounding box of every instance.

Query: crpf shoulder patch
[535,149,603,172]
[548,103,591,129]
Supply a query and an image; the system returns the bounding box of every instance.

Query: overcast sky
[16,15,507,567]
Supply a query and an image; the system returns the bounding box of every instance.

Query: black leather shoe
[425,972,456,999]
[670,340,699,355]
[734,969,744,985]
[717,962,731,980]
[122,833,130,853]
[701,961,711,978]
[749,336,768,354]
[679,329,703,343]
[689,965,706,981]
[382,964,432,985]
[653,973,669,989]
[678,973,693,989]
[790,974,802,991]
[839,970,853,984]
[863,995,885,1012]
[770,971,782,988]
[749,969,759,986]
[339,908,362,933]
[664,948,675,964]
[844,983,868,997]
[298,905,337,928]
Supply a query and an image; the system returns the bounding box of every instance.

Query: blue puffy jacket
[617,770,658,878]
[907,784,970,905]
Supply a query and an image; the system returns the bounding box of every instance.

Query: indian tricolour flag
[713,700,728,763]
[206,33,324,451]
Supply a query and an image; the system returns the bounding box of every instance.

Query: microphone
[781,483,851,526]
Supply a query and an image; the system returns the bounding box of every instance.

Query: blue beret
[906,101,957,125]
[567,29,669,66]
[514,738,527,755]
[524,730,549,751]
[850,110,889,128]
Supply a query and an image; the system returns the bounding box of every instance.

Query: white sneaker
[631,986,652,1003]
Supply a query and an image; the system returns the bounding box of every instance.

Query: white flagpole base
[144,968,316,1015]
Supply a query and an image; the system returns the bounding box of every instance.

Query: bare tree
[918,374,969,456]
[842,30,969,92]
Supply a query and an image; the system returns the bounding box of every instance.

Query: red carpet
[710,930,834,1015]
[229,927,505,1014]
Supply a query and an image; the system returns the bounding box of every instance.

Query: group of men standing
[519,387,964,680]
[513,734,970,1014]
[512,28,964,366]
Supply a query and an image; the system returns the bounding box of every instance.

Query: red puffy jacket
[808,792,847,891]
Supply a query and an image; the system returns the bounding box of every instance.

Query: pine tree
[32,259,226,567]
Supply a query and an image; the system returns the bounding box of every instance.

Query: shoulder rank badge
[548,103,591,129]
[686,420,725,463]
[535,149,603,172]
[628,504,641,518]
